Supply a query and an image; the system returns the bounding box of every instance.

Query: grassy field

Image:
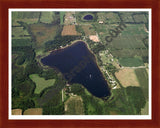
[12,39,32,47]
[60,12,65,24]
[29,74,56,94]
[30,23,59,46]
[115,68,140,87]
[40,12,55,23]
[12,27,31,39]
[119,57,144,67]
[65,96,84,115]
[23,108,43,115]
[97,12,121,24]
[12,12,40,25]
[81,25,96,35]
[135,68,149,99]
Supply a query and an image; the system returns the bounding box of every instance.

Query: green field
[135,68,149,99]
[12,39,32,47]
[40,12,55,23]
[12,12,40,25]
[119,57,144,67]
[65,96,84,115]
[12,27,31,39]
[29,74,56,94]
[60,12,65,24]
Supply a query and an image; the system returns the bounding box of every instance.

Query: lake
[83,15,93,20]
[41,41,110,98]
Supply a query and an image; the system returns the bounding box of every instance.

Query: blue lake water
[83,15,93,20]
[41,41,110,98]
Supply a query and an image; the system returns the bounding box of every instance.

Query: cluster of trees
[45,34,82,51]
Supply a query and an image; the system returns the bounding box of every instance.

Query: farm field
[30,23,59,46]
[81,25,96,35]
[12,12,40,25]
[12,27,31,39]
[12,38,32,47]
[115,68,140,87]
[60,12,65,24]
[65,96,84,115]
[61,25,81,36]
[23,108,43,115]
[135,68,149,99]
[29,74,56,94]
[40,12,55,23]
[12,109,22,115]
[119,57,144,67]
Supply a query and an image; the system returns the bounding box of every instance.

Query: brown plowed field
[61,25,81,36]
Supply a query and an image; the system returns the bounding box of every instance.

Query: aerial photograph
[11,10,149,116]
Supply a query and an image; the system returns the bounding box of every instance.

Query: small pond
[83,15,93,20]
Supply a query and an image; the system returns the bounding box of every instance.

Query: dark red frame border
[0,0,160,128]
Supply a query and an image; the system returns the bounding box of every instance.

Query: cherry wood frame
[0,0,160,128]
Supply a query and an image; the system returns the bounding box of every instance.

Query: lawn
[119,57,144,67]
[29,74,56,94]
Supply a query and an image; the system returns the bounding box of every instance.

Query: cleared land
[12,109,22,115]
[115,68,140,87]
[65,96,84,115]
[29,74,56,94]
[61,25,81,36]
[30,23,58,46]
[89,35,100,42]
[23,108,43,115]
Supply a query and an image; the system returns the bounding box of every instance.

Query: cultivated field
[29,74,56,94]
[115,68,140,87]
[30,23,59,46]
[61,25,81,36]
[23,108,43,115]
[12,109,22,115]
[65,96,84,115]
[119,57,144,67]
